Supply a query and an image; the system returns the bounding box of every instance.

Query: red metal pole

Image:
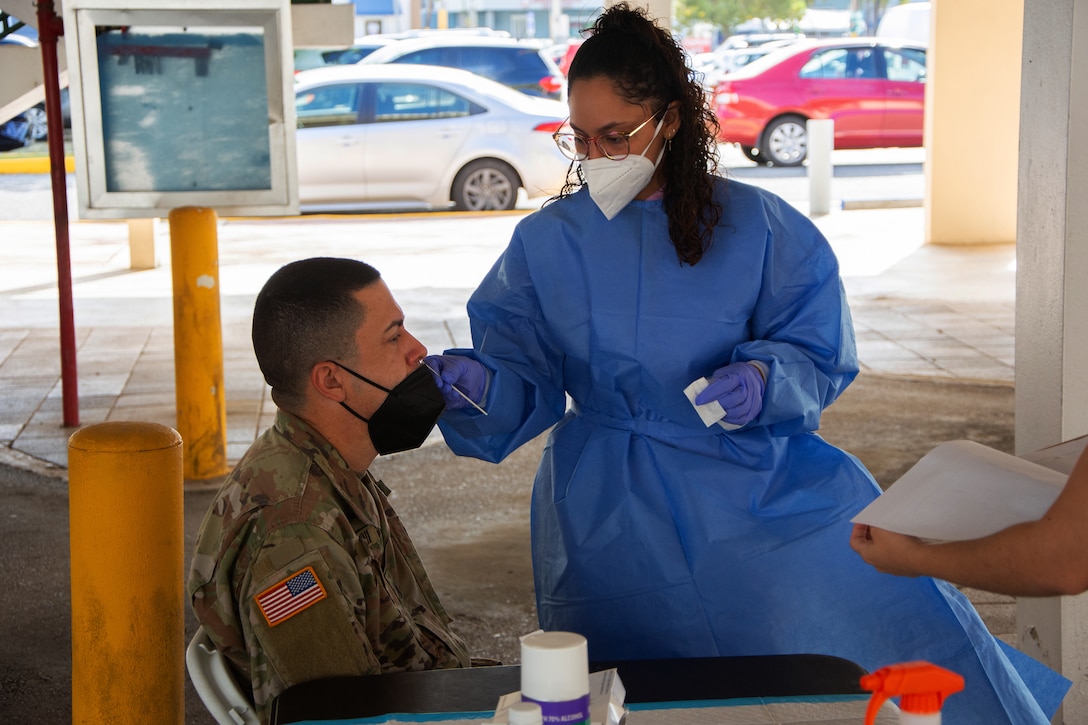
[37,0,79,427]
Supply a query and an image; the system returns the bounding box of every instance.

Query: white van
[876,1,930,47]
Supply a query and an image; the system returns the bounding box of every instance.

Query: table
[270,654,886,725]
[275,698,898,724]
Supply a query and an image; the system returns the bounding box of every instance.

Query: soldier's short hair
[252,257,381,410]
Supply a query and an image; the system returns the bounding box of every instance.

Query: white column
[807,119,833,217]
[1017,1,1088,722]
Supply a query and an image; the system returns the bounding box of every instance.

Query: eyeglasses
[552,108,665,161]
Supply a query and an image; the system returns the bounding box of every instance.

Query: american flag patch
[255,566,327,627]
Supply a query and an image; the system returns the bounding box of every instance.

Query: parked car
[718,32,807,51]
[357,35,565,101]
[1,31,70,140]
[546,38,584,77]
[693,39,800,90]
[293,30,516,75]
[293,35,400,74]
[296,30,512,72]
[0,30,36,47]
[388,27,511,40]
[694,32,805,67]
[0,111,30,152]
[293,63,569,212]
[5,93,71,142]
[2,31,42,142]
[713,37,927,166]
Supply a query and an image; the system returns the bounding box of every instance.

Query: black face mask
[329,361,446,455]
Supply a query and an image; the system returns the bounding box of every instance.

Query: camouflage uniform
[188,411,470,724]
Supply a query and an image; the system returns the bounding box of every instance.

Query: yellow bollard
[168,206,228,480]
[69,422,185,725]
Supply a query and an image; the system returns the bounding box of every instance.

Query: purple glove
[694,361,766,426]
[423,354,489,410]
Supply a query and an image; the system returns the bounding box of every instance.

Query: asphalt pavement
[0,146,1023,723]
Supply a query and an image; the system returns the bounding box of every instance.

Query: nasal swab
[422,361,489,415]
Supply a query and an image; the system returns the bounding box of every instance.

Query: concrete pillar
[126,218,158,270]
[925,0,1022,244]
[1017,1,1088,722]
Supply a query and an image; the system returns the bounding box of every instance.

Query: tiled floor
[853,299,1014,382]
[0,292,1016,470]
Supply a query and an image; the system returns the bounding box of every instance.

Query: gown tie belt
[569,400,709,439]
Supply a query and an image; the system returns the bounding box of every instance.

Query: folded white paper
[684,377,741,431]
[852,439,1069,541]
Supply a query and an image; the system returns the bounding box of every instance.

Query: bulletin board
[62,0,298,218]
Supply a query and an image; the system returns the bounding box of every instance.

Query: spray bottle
[861,661,964,725]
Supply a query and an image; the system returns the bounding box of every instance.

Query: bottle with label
[861,661,965,724]
[519,630,590,725]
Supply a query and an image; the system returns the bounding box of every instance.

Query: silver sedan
[294,63,571,212]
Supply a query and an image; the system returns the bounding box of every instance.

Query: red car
[713,38,927,166]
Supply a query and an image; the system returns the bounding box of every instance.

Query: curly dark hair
[555,2,723,266]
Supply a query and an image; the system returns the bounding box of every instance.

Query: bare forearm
[907,520,1087,597]
[853,447,1088,596]
[926,448,1088,596]
[854,512,1088,597]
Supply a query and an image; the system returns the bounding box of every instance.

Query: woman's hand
[424,355,489,410]
[694,361,765,425]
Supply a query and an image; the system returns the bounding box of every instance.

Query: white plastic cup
[519,631,590,725]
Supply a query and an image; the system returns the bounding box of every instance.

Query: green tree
[676,0,808,36]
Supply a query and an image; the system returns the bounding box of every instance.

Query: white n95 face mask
[581,117,667,220]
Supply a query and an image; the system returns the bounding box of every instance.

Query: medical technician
[425,5,1068,721]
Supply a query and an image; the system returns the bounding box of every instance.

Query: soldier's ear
[311,361,347,402]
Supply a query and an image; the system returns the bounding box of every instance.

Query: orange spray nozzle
[860,661,965,725]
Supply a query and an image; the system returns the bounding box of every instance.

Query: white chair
[186,626,261,725]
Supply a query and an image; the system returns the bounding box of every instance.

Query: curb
[841,198,923,210]
[0,156,76,174]
[0,444,68,482]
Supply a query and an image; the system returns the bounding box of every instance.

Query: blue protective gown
[438,179,1069,723]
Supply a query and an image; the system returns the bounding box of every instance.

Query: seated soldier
[188,257,470,723]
